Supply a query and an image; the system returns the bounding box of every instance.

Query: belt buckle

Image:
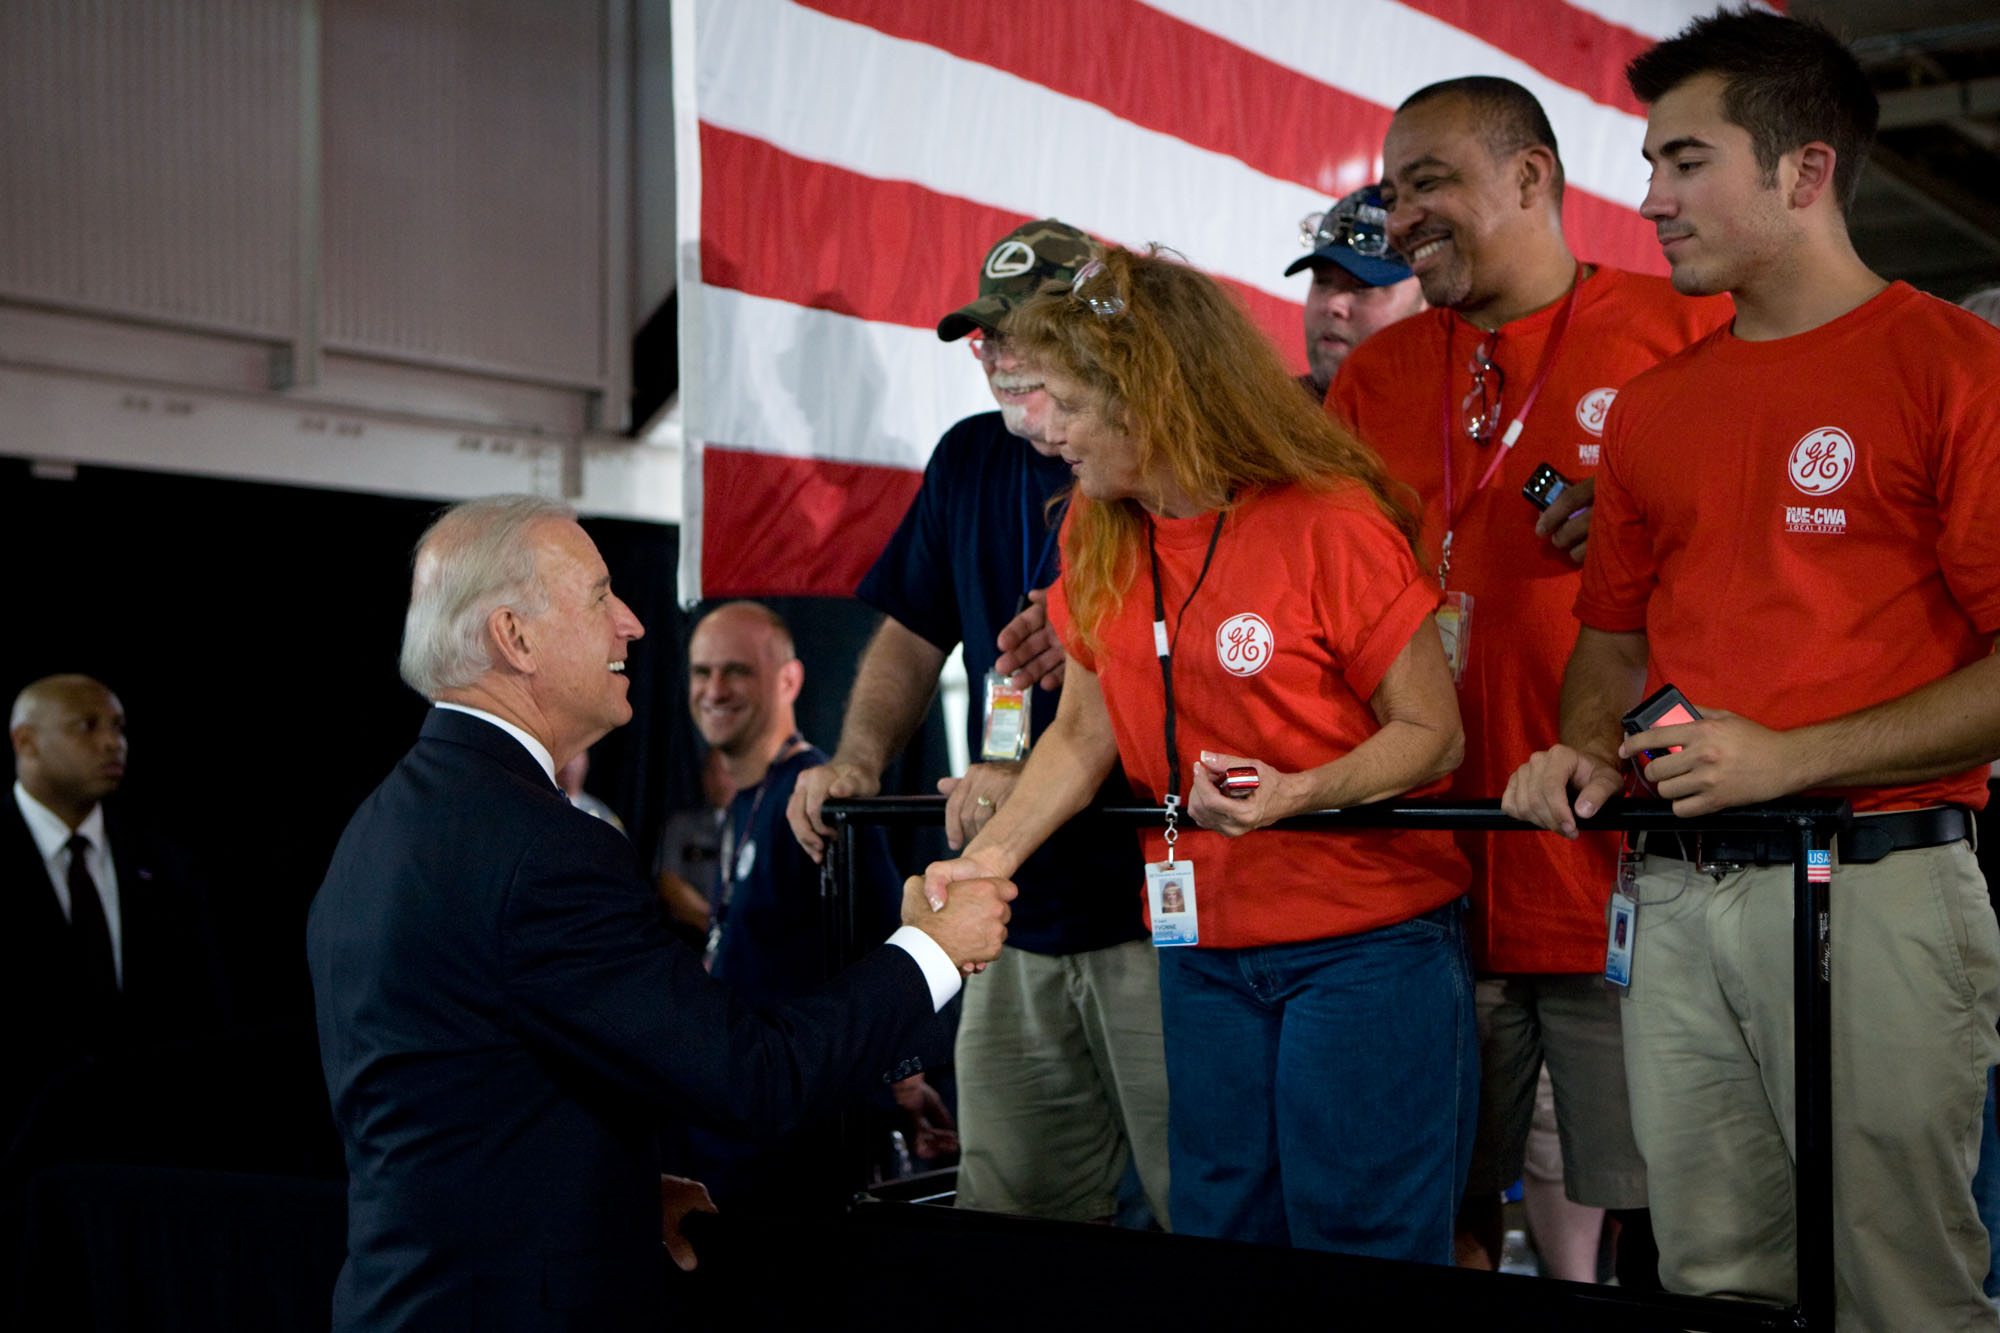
[1694,835,1745,878]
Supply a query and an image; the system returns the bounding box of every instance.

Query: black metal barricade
[819,795,1850,1332]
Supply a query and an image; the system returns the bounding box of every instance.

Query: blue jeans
[1156,900,1478,1261]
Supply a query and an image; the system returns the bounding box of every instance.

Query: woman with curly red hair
[922,247,1477,1260]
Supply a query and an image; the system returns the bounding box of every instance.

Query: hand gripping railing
[818,795,1851,1332]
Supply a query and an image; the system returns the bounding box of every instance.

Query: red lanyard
[1436,266,1583,583]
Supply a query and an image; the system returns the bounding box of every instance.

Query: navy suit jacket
[307,709,935,1331]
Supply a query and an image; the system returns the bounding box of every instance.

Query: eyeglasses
[1461,339,1506,443]
[968,330,1002,361]
[1298,195,1395,259]
[1069,259,1127,319]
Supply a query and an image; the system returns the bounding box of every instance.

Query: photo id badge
[1606,841,1641,988]
[980,671,1031,761]
[1436,591,1473,687]
[1605,891,1636,988]
[1145,860,1199,947]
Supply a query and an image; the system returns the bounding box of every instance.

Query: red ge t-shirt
[1580,282,2000,813]
[1331,266,1731,971]
[1048,481,1469,950]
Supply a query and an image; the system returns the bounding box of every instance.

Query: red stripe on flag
[1396,0,1655,117]
[1567,188,1665,277]
[699,124,1313,370]
[701,446,925,598]
[697,124,1026,339]
[800,0,1390,199]
[1234,285,1311,375]
[784,2,1661,287]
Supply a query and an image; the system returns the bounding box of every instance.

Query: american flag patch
[1806,850,1833,883]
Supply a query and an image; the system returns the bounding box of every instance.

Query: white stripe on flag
[696,0,1348,306]
[1140,0,1657,209]
[1563,0,1768,42]
[700,286,996,471]
[673,0,708,606]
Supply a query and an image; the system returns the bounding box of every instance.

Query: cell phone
[1523,462,1571,511]
[1621,684,1701,763]
[1219,767,1259,799]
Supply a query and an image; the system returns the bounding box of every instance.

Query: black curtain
[0,458,951,1026]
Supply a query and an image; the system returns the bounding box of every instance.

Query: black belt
[1644,806,1970,870]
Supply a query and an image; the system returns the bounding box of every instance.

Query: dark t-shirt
[856,411,1146,955]
[711,744,901,1004]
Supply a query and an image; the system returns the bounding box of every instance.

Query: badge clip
[980,670,1031,761]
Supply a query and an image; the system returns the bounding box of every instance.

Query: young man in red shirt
[1505,12,2000,1327]
[1330,75,1730,1279]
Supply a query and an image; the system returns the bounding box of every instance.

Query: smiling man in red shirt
[1331,75,1730,1279]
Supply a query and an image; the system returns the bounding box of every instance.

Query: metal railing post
[820,795,1854,1331]
[1793,816,1838,1328]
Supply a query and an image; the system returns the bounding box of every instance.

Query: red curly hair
[1004,246,1418,650]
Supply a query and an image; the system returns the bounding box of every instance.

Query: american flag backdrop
[672,0,1741,603]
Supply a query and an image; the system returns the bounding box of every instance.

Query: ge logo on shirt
[1215,613,1273,677]
[1574,388,1618,437]
[984,241,1035,279]
[1788,427,1856,496]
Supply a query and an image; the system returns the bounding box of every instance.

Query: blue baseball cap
[1284,184,1413,286]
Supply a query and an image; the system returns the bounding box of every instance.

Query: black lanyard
[721,732,806,892]
[1018,448,1068,614]
[1146,511,1227,805]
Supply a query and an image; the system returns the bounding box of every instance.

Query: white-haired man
[308,495,1013,1333]
[791,220,1172,1229]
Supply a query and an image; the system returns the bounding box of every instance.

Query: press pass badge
[1146,860,1199,947]
[1605,892,1635,988]
[1605,841,1641,988]
[1436,592,1473,686]
[980,670,1031,761]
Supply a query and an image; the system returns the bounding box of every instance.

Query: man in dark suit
[308,496,1014,1332]
[3,674,222,1153]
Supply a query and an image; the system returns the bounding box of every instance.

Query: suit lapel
[101,806,159,991]
[2,797,73,945]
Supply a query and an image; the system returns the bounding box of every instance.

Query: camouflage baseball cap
[937,219,1101,341]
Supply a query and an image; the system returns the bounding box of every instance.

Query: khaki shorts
[1463,972,1647,1209]
[953,939,1171,1226]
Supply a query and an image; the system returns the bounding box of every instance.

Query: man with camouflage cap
[791,220,1170,1227]
[1286,183,1425,401]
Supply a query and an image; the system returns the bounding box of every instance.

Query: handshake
[900,862,1017,977]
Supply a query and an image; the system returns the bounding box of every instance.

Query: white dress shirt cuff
[886,926,962,1011]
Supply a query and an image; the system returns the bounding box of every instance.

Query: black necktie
[66,834,120,1015]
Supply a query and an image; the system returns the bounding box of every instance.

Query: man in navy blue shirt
[790,222,1169,1227]
[687,601,952,1200]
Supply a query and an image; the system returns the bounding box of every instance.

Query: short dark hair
[1626,7,1877,216]
[1398,76,1565,203]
